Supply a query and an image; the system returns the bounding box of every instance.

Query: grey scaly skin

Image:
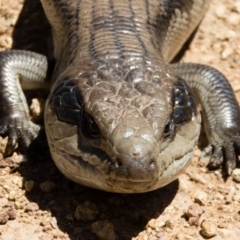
[0,0,240,193]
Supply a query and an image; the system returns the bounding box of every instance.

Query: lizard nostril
[113,154,158,181]
[132,151,139,157]
[149,160,156,170]
[116,158,123,167]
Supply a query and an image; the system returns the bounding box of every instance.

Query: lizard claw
[203,136,240,175]
[0,114,41,156]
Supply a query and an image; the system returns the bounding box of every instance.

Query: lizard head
[45,63,201,193]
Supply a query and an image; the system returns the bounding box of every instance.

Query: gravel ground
[0,0,240,240]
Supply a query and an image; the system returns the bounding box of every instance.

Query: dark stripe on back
[128,0,149,58]
[67,0,81,65]
[145,0,160,52]
[109,0,125,59]
[88,1,99,60]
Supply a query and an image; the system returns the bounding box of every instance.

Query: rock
[50,217,57,229]
[30,98,45,120]
[185,203,204,218]
[7,206,16,220]
[232,169,240,182]
[24,180,35,192]
[0,207,16,224]
[8,190,16,201]
[0,198,8,208]
[25,202,39,212]
[0,211,9,224]
[91,220,115,240]
[188,172,207,184]
[194,190,208,205]
[200,221,217,238]
[75,201,99,222]
[12,176,24,188]
[40,181,56,193]
[233,2,240,13]
[188,217,200,227]
[214,4,226,18]
[227,12,240,26]
[165,220,174,229]
[221,48,233,60]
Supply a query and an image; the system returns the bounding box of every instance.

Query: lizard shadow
[20,150,179,239]
[11,0,179,239]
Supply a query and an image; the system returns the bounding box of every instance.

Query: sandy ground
[0,0,240,239]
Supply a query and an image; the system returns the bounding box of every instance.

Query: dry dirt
[0,0,240,240]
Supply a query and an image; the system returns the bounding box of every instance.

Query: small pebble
[155,232,164,238]
[200,221,217,238]
[75,201,99,221]
[233,194,240,203]
[0,198,8,208]
[0,211,9,224]
[8,190,16,201]
[147,219,165,231]
[221,48,233,60]
[50,217,57,229]
[233,2,240,13]
[225,186,235,203]
[0,25,7,35]
[42,224,52,232]
[3,167,11,174]
[214,4,226,18]
[14,201,23,210]
[40,220,49,227]
[194,190,208,205]
[25,202,39,212]
[214,193,224,201]
[0,207,16,224]
[165,220,174,229]
[186,203,204,218]
[188,217,200,227]
[148,219,157,229]
[0,137,9,154]
[17,177,24,188]
[24,180,35,192]
[30,98,45,120]
[218,228,231,239]
[176,233,187,240]
[0,35,13,49]
[188,172,207,184]
[65,214,74,221]
[232,169,240,182]
[91,220,115,240]
[227,12,240,26]
[7,206,16,220]
[40,181,56,193]
[3,184,10,192]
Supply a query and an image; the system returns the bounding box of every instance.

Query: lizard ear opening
[163,119,175,139]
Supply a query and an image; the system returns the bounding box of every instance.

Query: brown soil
[0,0,240,239]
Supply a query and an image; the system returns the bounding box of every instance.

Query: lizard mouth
[48,144,158,193]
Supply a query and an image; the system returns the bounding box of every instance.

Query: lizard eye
[87,117,100,138]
